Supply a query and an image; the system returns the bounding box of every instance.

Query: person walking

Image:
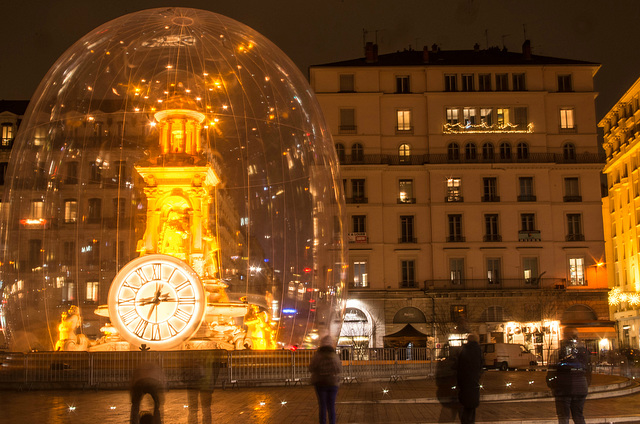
[309,335,343,424]
[547,327,591,424]
[456,334,484,424]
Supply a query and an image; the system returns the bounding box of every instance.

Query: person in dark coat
[130,361,165,424]
[547,327,591,424]
[436,353,459,422]
[309,335,343,424]
[456,334,484,424]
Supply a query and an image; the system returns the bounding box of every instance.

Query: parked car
[481,343,537,370]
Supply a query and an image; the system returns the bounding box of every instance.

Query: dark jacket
[309,345,343,387]
[547,341,591,396]
[456,341,484,408]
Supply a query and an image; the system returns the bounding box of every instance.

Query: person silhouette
[309,336,343,424]
[435,353,459,422]
[130,361,165,424]
[456,334,484,424]
[547,327,591,424]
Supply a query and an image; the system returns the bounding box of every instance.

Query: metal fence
[0,347,436,390]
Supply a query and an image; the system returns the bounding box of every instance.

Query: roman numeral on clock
[173,280,190,292]
[121,308,138,325]
[167,321,178,337]
[152,264,161,280]
[151,324,161,341]
[135,268,149,284]
[134,319,149,338]
[179,297,196,304]
[174,308,191,323]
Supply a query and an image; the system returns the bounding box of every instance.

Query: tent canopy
[383,324,428,348]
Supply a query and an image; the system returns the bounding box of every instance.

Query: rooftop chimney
[422,45,429,63]
[522,39,532,60]
[431,43,439,53]
[365,42,378,64]
[473,43,480,52]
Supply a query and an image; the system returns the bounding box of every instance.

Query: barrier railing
[0,347,435,389]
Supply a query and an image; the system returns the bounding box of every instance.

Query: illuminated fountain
[0,8,346,352]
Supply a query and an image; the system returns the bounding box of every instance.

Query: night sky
[1,0,639,119]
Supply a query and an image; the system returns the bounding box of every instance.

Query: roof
[0,100,29,115]
[312,47,599,68]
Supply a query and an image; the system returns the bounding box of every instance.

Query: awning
[575,326,616,338]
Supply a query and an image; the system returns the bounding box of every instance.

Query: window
[481,306,505,322]
[400,215,415,243]
[398,179,414,203]
[478,74,491,91]
[520,213,536,231]
[462,74,474,91]
[28,239,42,268]
[499,142,511,159]
[339,108,356,133]
[484,214,500,242]
[480,108,493,125]
[398,143,411,163]
[34,127,46,146]
[566,214,583,241]
[482,143,494,160]
[351,179,366,202]
[462,142,476,160]
[518,177,535,202]
[0,162,7,185]
[86,281,99,302]
[448,143,460,160]
[335,143,345,163]
[353,261,368,287]
[339,74,355,92]
[66,162,78,184]
[451,305,467,321]
[517,142,529,159]
[86,239,100,265]
[450,258,465,285]
[482,177,498,201]
[487,258,501,284]
[113,197,126,219]
[463,107,476,125]
[523,257,539,283]
[351,143,364,162]
[558,74,573,92]
[63,282,76,302]
[564,177,581,201]
[401,260,416,287]
[444,74,457,91]
[30,199,44,219]
[448,214,463,242]
[446,178,462,202]
[1,123,13,146]
[560,108,575,130]
[495,73,508,91]
[497,108,510,127]
[563,142,576,160]
[512,73,526,91]
[88,198,102,223]
[568,257,585,286]
[514,107,528,129]
[396,109,412,131]
[446,108,459,125]
[90,161,101,183]
[396,75,410,93]
[63,241,76,265]
[64,200,78,223]
[352,215,366,233]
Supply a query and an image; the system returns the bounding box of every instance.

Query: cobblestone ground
[1,372,639,423]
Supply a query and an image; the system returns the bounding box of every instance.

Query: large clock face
[108,254,205,350]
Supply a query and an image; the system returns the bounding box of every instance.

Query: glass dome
[0,8,346,351]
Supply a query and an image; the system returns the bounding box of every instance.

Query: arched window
[448,142,460,161]
[399,143,411,164]
[335,143,345,163]
[482,142,494,160]
[563,142,576,160]
[465,142,477,160]
[480,306,506,322]
[352,143,364,162]
[499,142,511,160]
[562,304,597,322]
[516,142,529,160]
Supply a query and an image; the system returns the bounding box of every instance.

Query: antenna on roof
[501,34,510,49]
[484,29,489,49]
[523,24,527,42]
[363,29,368,53]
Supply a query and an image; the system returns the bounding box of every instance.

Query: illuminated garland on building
[443,122,534,134]
[608,287,640,306]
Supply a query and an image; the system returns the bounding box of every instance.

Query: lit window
[446,178,462,201]
[353,261,368,287]
[480,108,493,125]
[63,282,76,302]
[568,258,585,286]
[398,179,414,203]
[497,108,510,126]
[523,257,539,284]
[64,200,78,223]
[560,108,575,129]
[398,143,411,163]
[463,108,476,125]
[1,123,14,146]
[396,109,412,131]
[451,305,467,321]
[449,258,465,285]
[86,281,99,302]
[30,200,44,219]
[446,108,459,125]
[34,127,46,146]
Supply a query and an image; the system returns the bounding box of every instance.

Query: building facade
[311,42,612,358]
[600,76,640,349]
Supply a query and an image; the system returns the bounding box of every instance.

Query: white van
[481,343,537,370]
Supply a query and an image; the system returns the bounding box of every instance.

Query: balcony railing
[336,152,605,166]
[446,235,466,242]
[398,236,417,243]
[395,126,414,134]
[483,234,502,242]
[445,195,463,202]
[346,197,368,204]
[397,197,416,204]
[518,230,541,241]
[517,195,537,202]
[565,233,585,242]
[563,195,582,202]
[339,125,357,134]
[482,195,500,202]
[423,278,564,291]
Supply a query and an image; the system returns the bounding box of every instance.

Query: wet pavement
[1,371,640,423]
